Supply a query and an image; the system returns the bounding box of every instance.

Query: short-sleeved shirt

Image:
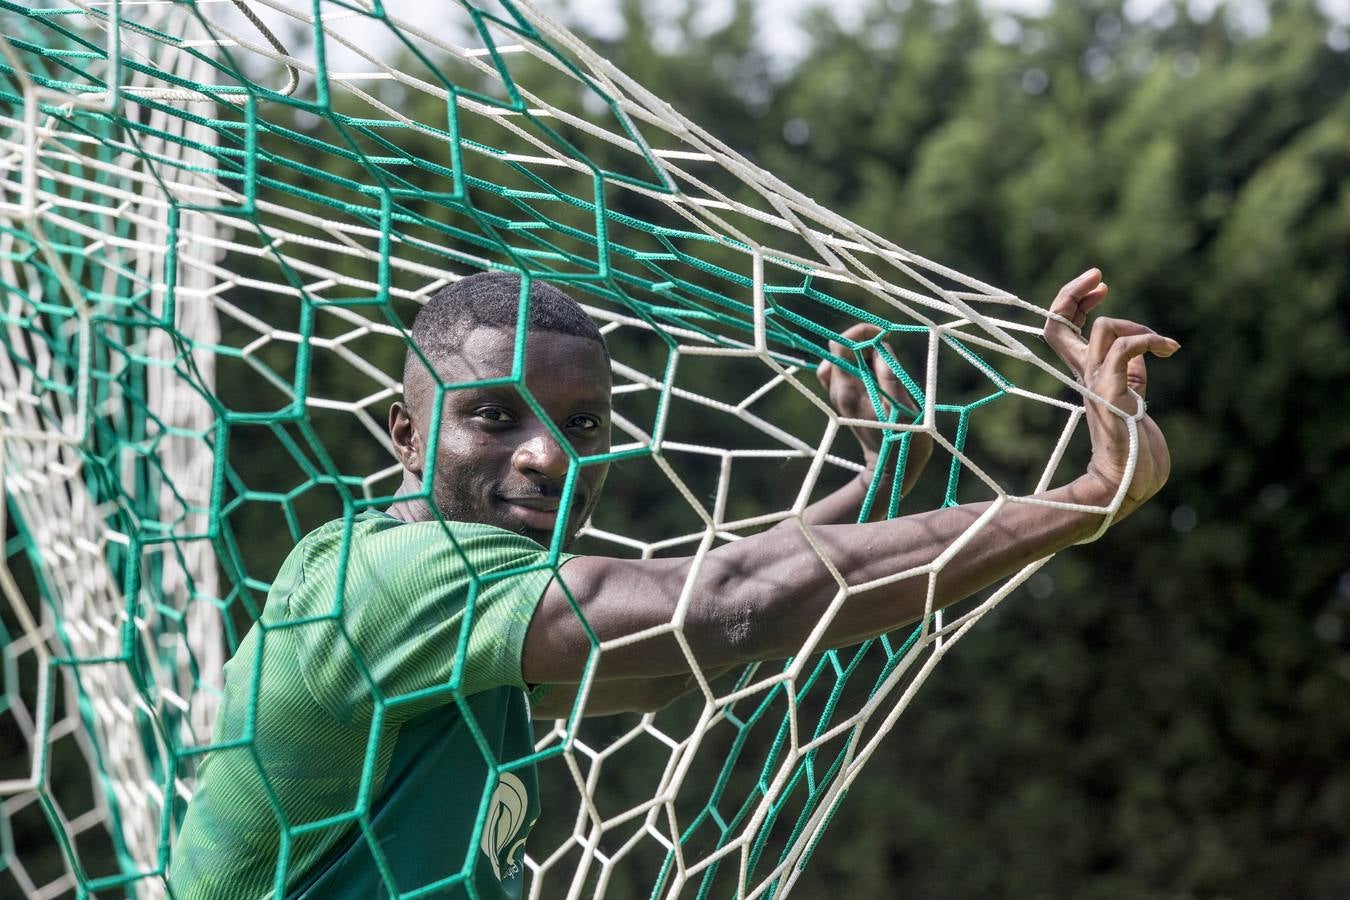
[170,510,566,899]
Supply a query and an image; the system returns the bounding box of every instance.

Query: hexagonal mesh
[0,2,1111,898]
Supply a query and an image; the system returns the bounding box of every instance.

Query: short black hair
[407,271,607,368]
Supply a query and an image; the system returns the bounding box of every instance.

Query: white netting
[0,2,1129,897]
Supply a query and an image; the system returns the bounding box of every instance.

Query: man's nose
[511,429,571,483]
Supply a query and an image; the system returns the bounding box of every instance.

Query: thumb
[1126,352,1147,401]
[816,358,835,390]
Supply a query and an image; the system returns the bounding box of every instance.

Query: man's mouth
[502,495,561,511]
[500,494,569,533]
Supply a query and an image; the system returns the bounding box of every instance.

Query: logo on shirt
[481,771,534,881]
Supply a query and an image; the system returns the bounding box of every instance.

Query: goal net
[0,2,1107,897]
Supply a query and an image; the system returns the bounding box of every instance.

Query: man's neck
[387,474,435,523]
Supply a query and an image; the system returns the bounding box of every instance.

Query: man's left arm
[787,323,933,528]
[530,668,735,719]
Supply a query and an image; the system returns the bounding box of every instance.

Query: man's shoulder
[282,511,558,603]
[294,510,540,557]
[342,512,553,562]
[281,513,564,708]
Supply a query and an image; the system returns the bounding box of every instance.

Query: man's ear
[388,400,423,476]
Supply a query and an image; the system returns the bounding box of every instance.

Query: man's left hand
[816,323,934,497]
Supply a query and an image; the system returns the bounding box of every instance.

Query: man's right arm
[525,474,1114,684]
[522,269,1178,688]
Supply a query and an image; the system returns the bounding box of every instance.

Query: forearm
[525,477,1110,684]
[530,667,735,718]
[795,434,931,528]
[529,678,679,718]
[795,469,890,527]
[725,478,1107,660]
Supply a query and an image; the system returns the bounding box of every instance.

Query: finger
[1074,283,1109,326]
[1054,284,1110,333]
[1045,269,1106,374]
[822,355,868,415]
[869,345,918,417]
[1126,352,1148,399]
[1047,268,1103,320]
[836,322,883,343]
[823,325,919,421]
[824,325,882,387]
[1087,317,1177,370]
[1047,271,1108,335]
[1097,332,1179,402]
[816,357,832,386]
[868,343,900,387]
[1044,323,1086,378]
[825,324,881,370]
[820,337,849,385]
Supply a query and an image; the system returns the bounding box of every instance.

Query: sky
[559,0,1350,60]
[241,0,1350,78]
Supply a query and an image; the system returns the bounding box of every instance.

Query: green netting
[0,2,1094,897]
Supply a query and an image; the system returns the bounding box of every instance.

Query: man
[171,268,1175,898]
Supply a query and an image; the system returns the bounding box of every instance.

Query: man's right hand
[1042,268,1179,519]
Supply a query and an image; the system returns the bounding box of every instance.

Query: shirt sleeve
[286,517,568,725]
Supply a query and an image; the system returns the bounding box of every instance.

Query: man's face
[393,325,612,547]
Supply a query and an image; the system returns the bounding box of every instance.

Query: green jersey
[171,510,566,899]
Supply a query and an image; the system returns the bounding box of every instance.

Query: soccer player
[171,268,1175,898]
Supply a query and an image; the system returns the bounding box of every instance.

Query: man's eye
[474,406,514,423]
[568,414,602,431]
